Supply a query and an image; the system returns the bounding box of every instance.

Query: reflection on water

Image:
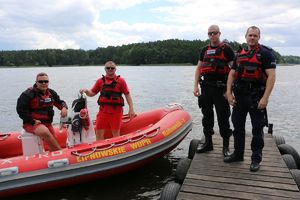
[1,65,300,199]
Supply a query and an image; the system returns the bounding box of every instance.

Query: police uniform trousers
[200,82,231,139]
[232,90,266,163]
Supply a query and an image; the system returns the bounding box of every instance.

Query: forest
[0,39,298,67]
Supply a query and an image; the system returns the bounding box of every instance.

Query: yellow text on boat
[130,138,151,150]
[76,146,126,162]
[162,119,184,137]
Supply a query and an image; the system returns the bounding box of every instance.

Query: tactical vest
[200,43,231,76]
[234,45,267,85]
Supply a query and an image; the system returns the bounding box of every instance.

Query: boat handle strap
[113,139,130,147]
[71,147,97,157]
[129,134,145,142]
[95,143,114,151]
[71,128,160,157]
[0,133,10,141]
[122,114,137,123]
[144,127,160,138]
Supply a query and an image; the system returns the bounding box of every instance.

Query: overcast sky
[1,0,300,56]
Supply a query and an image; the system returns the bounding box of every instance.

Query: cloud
[0,0,300,56]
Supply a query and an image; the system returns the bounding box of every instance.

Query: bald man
[80,61,135,140]
[193,25,235,157]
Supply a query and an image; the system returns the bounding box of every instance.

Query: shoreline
[0,63,195,68]
[0,63,299,69]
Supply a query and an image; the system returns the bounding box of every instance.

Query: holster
[198,94,205,109]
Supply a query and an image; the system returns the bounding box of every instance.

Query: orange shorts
[95,111,123,130]
[23,123,55,135]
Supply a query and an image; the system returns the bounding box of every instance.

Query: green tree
[0,39,298,67]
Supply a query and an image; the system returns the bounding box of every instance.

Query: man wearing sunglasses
[193,25,235,157]
[80,61,135,140]
[17,72,68,151]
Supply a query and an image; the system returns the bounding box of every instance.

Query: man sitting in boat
[16,72,68,151]
[80,61,135,140]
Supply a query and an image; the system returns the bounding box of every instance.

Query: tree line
[0,39,298,67]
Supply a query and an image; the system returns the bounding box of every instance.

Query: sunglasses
[208,31,219,36]
[106,67,116,70]
[37,80,49,84]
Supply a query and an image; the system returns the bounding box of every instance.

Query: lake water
[1,65,300,200]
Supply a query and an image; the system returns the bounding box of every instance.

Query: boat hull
[0,105,192,197]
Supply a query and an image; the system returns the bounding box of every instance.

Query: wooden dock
[177,134,300,200]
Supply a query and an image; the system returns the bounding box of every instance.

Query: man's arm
[193,61,201,97]
[16,91,35,125]
[226,69,236,106]
[80,79,100,97]
[80,89,96,97]
[258,47,276,109]
[51,89,68,117]
[258,68,276,109]
[124,93,135,119]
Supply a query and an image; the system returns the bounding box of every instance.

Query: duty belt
[202,80,226,87]
[234,82,265,93]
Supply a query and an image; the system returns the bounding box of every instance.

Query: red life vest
[234,45,267,84]
[29,87,55,122]
[97,75,124,106]
[200,43,231,76]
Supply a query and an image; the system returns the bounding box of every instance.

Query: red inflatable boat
[0,103,192,197]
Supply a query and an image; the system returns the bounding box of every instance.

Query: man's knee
[34,125,52,138]
[96,129,105,135]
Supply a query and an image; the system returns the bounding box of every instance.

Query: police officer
[193,25,234,156]
[224,26,276,172]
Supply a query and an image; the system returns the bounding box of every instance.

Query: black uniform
[199,43,235,140]
[231,45,276,163]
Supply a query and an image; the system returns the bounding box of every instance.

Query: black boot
[224,152,244,163]
[197,136,213,153]
[222,137,230,157]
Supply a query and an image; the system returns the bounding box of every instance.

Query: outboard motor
[72,95,86,112]
[65,94,96,147]
[71,114,82,133]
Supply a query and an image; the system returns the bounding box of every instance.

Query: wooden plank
[200,144,277,155]
[188,165,291,178]
[178,184,299,200]
[175,133,300,200]
[177,192,234,200]
[190,158,290,173]
[182,178,300,199]
[193,155,287,168]
[185,173,299,191]
[188,168,295,184]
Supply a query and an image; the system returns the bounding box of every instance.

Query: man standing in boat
[16,72,68,151]
[224,26,276,172]
[193,25,234,157]
[80,61,135,140]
